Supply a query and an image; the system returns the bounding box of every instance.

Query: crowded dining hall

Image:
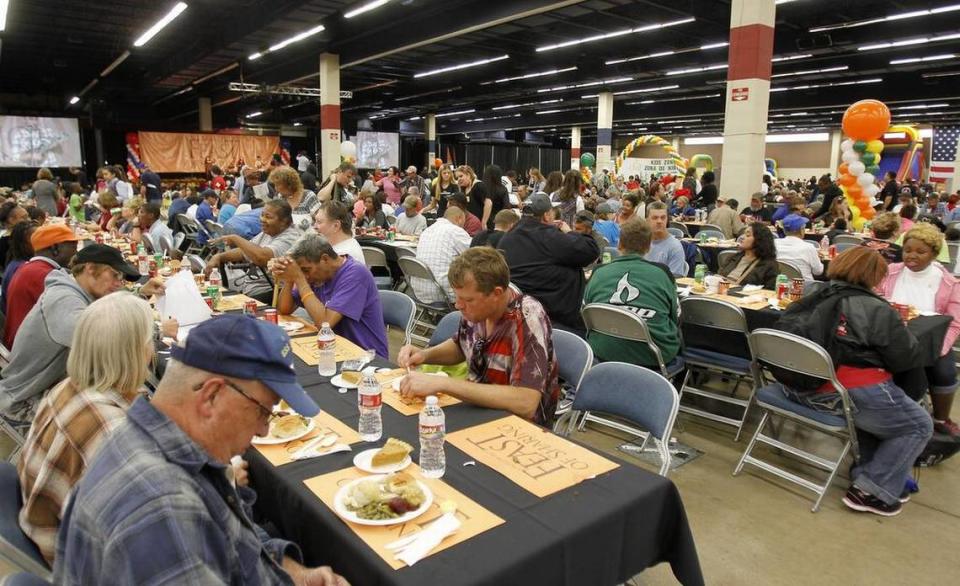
[1,0,959,584]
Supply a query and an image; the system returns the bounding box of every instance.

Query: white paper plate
[252,417,316,445]
[391,371,449,391]
[353,447,412,474]
[331,374,359,389]
[280,321,305,333]
[333,475,433,526]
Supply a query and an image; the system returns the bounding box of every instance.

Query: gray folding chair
[717,249,738,268]
[667,227,685,239]
[379,290,416,347]
[569,362,680,476]
[204,220,224,240]
[428,311,462,347]
[834,242,859,253]
[397,257,454,345]
[777,260,803,280]
[393,246,416,260]
[697,229,726,241]
[158,234,174,256]
[173,232,186,251]
[669,221,690,237]
[679,297,758,440]
[184,254,206,273]
[701,223,725,235]
[947,241,960,273]
[0,463,52,579]
[551,329,594,435]
[176,214,205,255]
[361,246,394,290]
[833,234,864,246]
[734,329,860,512]
[140,233,158,254]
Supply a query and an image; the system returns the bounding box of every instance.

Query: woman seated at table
[106,198,141,236]
[358,193,389,230]
[615,193,641,225]
[862,212,902,263]
[718,222,779,289]
[669,195,695,219]
[775,247,932,516]
[877,223,960,437]
[83,191,120,233]
[820,197,851,227]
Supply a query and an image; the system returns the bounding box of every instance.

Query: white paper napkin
[393,513,461,566]
[741,284,763,293]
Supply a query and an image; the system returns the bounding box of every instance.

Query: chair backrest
[833,234,863,245]
[777,260,803,280]
[669,221,690,236]
[749,328,838,382]
[185,254,206,273]
[0,463,50,576]
[697,229,726,241]
[680,297,748,333]
[177,214,200,237]
[947,241,960,272]
[379,290,416,346]
[397,256,450,306]
[158,234,174,255]
[834,242,859,252]
[140,233,157,254]
[701,223,725,234]
[394,247,416,259]
[386,214,397,226]
[603,246,620,259]
[4,573,51,585]
[551,329,593,393]
[362,246,388,269]
[667,227,685,239]
[573,362,679,442]
[204,220,224,239]
[173,232,186,250]
[717,249,738,268]
[429,311,462,346]
[581,303,667,373]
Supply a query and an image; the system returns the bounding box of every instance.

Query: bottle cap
[425,395,439,406]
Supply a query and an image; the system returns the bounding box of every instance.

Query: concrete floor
[1,330,956,583]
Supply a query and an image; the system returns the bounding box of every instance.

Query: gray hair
[289,233,337,262]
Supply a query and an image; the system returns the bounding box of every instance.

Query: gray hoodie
[0,270,92,419]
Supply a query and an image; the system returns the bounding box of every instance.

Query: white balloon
[857,172,875,187]
[848,161,866,176]
[866,184,880,197]
[340,140,357,157]
[840,139,854,152]
[841,150,860,164]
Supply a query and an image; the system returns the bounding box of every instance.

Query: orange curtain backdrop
[138,131,280,173]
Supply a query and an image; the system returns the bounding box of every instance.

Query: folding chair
[379,290,416,347]
[176,214,206,255]
[833,234,864,246]
[717,249,738,268]
[569,362,679,476]
[361,246,394,290]
[777,260,803,280]
[700,223,725,235]
[4,573,51,585]
[551,329,594,435]
[679,297,758,440]
[834,242,859,253]
[667,227,685,239]
[697,229,726,241]
[0,463,51,579]
[397,257,454,346]
[158,234,174,256]
[669,221,690,237]
[428,311,461,347]
[140,233,158,254]
[203,220,225,241]
[734,329,860,512]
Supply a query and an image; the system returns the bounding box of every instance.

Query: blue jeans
[848,381,933,505]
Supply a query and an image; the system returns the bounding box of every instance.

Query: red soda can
[202,296,214,309]
[829,245,837,259]
[264,308,278,324]
[95,233,104,245]
[130,241,138,255]
[243,300,258,316]
[776,283,788,300]
[148,259,157,278]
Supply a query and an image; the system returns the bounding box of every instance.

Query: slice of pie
[372,438,413,468]
[340,371,362,385]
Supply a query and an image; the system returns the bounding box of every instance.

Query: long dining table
[243,346,704,586]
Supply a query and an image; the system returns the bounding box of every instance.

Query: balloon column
[837,99,890,231]
[340,141,357,165]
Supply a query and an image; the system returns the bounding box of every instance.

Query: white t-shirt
[296,155,310,172]
[774,235,824,281]
[186,204,198,220]
[891,264,941,313]
[333,237,365,264]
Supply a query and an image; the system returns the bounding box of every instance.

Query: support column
[426,113,437,170]
[596,92,614,172]
[570,127,581,170]
[319,53,342,177]
[719,0,775,199]
[828,130,842,175]
[198,97,213,131]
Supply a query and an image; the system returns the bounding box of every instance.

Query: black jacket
[696,183,718,207]
[718,252,779,289]
[498,218,600,332]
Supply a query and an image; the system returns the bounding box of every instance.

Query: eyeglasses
[194,379,276,424]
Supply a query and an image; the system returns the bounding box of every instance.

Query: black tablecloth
[247,359,704,586]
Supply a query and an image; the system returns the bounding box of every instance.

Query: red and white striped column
[596,92,614,173]
[319,52,341,177]
[570,127,581,170]
[719,0,776,200]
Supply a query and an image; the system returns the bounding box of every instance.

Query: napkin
[393,513,461,566]
[677,286,692,298]
[290,443,351,461]
[741,284,763,293]
[156,270,212,327]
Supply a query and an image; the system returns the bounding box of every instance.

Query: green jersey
[583,254,680,367]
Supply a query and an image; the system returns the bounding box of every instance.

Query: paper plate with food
[331,370,362,389]
[252,413,315,445]
[354,438,413,473]
[334,472,432,526]
[279,320,305,333]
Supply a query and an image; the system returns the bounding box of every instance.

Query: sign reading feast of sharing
[446,415,619,497]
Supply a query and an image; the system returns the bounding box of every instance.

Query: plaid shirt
[17,380,135,564]
[413,218,471,304]
[54,396,301,585]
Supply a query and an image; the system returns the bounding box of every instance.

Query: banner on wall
[619,157,678,178]
[138,131,280,173]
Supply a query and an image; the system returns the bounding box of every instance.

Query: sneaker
[934,418,960,437]
[842,486,903,517]
[899,490,911,504]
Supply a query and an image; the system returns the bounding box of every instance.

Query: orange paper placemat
[304,464,504,569]
[252,412,362,467]
[216,294,265,312]
[290,335,366,365]
[446,415,620,498]
[372,370,462,416]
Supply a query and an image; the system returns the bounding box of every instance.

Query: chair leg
[811,439,852,513]
[577,410,590,432]
[734,410,769,476]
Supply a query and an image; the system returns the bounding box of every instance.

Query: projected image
[356,131,399,169]
[0,116,83,168]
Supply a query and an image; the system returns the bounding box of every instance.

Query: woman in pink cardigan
[878,223,960,437]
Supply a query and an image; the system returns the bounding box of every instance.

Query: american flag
[931,126,960,183]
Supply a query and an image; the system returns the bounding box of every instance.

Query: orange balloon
[839,163,850,175]
[847,184,863,198]
[858,201,871,212]
[434,158,443,168]
[862,207,876,220]
[838,173,857,187]
[842,99,891,141]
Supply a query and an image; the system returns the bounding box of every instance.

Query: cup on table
[717,279,731,295]
[891,302,910,322]
[704,275,722,294]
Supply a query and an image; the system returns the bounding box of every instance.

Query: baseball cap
[30,224,80,252]
[170,315,319,417]
[405,165,417,174]
[782,213,810,232]
[73,244,141,282]
[523,193,553,216]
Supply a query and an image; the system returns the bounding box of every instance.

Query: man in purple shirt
[272,234,388,358]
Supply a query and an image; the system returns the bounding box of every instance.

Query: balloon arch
[614,135,687,176]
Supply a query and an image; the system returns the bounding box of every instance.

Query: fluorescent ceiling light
[666,63,727,76]
[537,77,632,93]
[100,51,130,77]
[613,84,680,96]
[606,42,726,66]
[69,96,80,105]
[897,103,949,109]
[810,3,960,33]
[771,53,812,62]
[700,42,730,50]
[923,70,960,78]
[536,109,565,115]
[345,0,391,19]
[134,2,188,47]
[775,0,799,4]
[436,109,475,117]
[536,17,694,52]
[890,53,955,64]
[771,65,848,78]
[268,24,325,52]
[246,111,262,118]
[407,116,421,121]
[481,66,578,85]
[859,32,960,52]
[293,122,303,126]
[770,77,882,92]
[414,55,508,78]
[248,52,263,61]
[766,132,829,143]
[491,99,563,111]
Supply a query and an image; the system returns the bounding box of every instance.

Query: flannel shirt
[413,218,471,304]
[17,380,136,564]
[54,396,301,585]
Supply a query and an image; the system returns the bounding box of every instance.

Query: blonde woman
[528,168,546,194]
[423,166,461,216]
[17,292,155,564]
[269,166,320,232]
[108,197,142,236]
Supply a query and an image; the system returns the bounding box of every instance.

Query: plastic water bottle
[208,268,221,288]
[419,396,446,478]
[317,322,336,376]
[357,367,382,442]
[820,235,829,253]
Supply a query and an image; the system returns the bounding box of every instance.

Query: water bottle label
[317,338,336,350]
[419,424,445,436]
[359,393,382,408]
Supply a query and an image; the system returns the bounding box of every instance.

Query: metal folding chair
[777,260,803,280]
[667,227,685,239]
[140,233,158,254]
[700,223,725,235]
[697,229,726,241]
[833,234,864,246]
[397,257,454,346]
[669,221,690,237]
[176,214,206,255]
[734,328,860,512]
[551,329,594,435]
[428,311,461,347]
[361,246,394,290]
[0,463,51,578]
[379,290,416,347]
[717,249,738,268]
